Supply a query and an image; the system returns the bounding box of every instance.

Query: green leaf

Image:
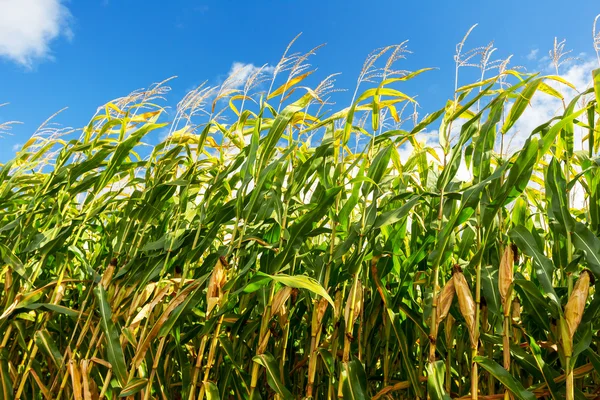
[474,356,537,400]
[373,194,421,229]
[514,278,554,326]
[545,158,574,232]
[94,122,167,193]
[94,286,128,386]
[0,243,28,280]
[252,353,292,400]
[341,359,367,400]
[593,69,600,112]
[572,322,592,362]
[34,329,63,369]
[363,145,392,195]
[481,264,500,316]
[426,360,452,400]
[318,348,335,375]
[119,378,148,397]
[492,137,538,211]
[509,226,560,314]
[571,222,600,277]
[437,117,479,190]
[268,273,335,310]
[387,309,423,397]
[527,335,560,400]
[0,350,12,400]
[204,382,221,400]
[502,78,542,134]
[473,95,504,181]
[259,95,312,169]
[271,186,342,272]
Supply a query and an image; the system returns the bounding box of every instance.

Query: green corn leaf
[509,226,560,314]
[341,358,368,400]
[474,356,537,400]
[252,353,293,400]
[34,329,63,369]
[94,286,128,386]
[593,69,600,112]
[0,350,12,400]
[268,273,335,310]
[571,222,600,277]
[545,158,574,233]
[527,335,560,400]
[204,382,221,400]
[426,361,452,400]
[119,378,148,397]
[271,186,342,272]
[501,77,542,134]
[387,309,423,397]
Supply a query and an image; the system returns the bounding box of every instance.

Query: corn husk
[344,280,363,329]
[100,257,118,289]
[564,270,592,337]
[272,286,293,317]
[207,256,228,316]
[454,270,478,347]
[499,245,514,304]
[312,298,330,336]
[316,297,329,326]
[334,290,343,320]
[436,276,455,325]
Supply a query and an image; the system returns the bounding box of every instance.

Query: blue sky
[0,0,599,161]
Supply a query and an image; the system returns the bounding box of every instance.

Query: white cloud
[224,62,274,90]
[0,0,73,67]
[506,58,598,209]
[526,49,539,61]
[508,58,598,154]
[12,143,22,152]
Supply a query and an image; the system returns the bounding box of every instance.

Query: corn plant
[1,25,600,400]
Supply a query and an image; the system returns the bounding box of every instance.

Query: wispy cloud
[0,0,73,67]
[224,62,275,90]
[526,48,539,60]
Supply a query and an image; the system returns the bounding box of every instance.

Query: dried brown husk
[312,298,330,336]
[100,257,118,289]
[271,286,293,317]
[454,270,478,347]
[436,276,455,325]
[564,270,592,337]
[344,280,363,329]
[499,245,514,304]
[207,257,228,315]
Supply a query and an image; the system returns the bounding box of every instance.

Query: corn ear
[100,258,118,289]
[206,256,228,316]
[272,286,293,317]
[436,276,455,325]
[499,245,514,305]
[344,280,363,329]
[564,269,593,338]
[453,268,478,347]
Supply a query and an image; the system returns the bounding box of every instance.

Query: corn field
[2,25,600,400]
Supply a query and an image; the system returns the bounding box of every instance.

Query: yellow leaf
[268,71,314,99]
[544,75,576,90]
